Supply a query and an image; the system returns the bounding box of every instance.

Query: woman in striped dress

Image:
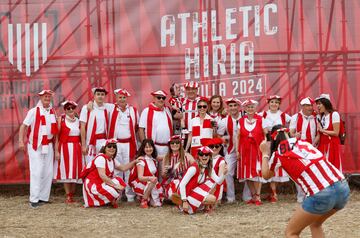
[54,100,84,203]
[82,139,138,208]
[161,135,195,201]
[172,146,225,214]
[129,139,164,208]
[261,125,349,237]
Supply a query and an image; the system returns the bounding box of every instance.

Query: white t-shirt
[139,107,172,144]
[259,110,291,130]
[136,155,157,175]
[317,112,340,129]
[94,155,120,172]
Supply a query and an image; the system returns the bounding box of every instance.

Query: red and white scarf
[85,102,108,146]
[146,103,173,139]
[262,110,286,125]
[296,112,317,144]
[108,104,138,160]
[30,101,58,151]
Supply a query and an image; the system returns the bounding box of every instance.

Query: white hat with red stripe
[114,88,131,97]
[197,146,213,154]
[91,87,108,95]
[241,99,258,107]
[38,89,54,96]
[315,93,331,102]
[300,97,315,105]
[225,97,242,105]
[184,81,199,88]
[151,90,168,97]
[267,95,282,101]
[103,138,118,147]
[61,100,78,107]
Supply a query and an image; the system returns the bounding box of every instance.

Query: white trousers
[115,142,135,201]
[224,152,237,202]
[28,144,54,203]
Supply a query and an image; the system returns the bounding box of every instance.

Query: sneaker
[39,200,51,204]
[226,198,235,204]
[29,202,40,208]
[254,200,263,206]
[171,193,182,206]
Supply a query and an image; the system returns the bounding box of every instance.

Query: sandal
[65,193,75,204]
[254,194,262,206]
[140,198,149,208]
[171,193,182,206]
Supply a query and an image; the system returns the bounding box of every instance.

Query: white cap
[315,93,331,101]
[300,97,315,105]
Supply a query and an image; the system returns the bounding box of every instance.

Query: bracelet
[262,155,270,160]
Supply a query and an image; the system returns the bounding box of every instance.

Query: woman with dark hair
[207,138,227,202]
[81,139,138,208]
[185,97,215,156]
[54,100,84,204]
[260,125,349,237]
[161,135,195,200]
[129,139,164,208]
[172,146,222,214]
[315,94,343,171]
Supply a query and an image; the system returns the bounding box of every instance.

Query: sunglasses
[65,106,76,111]
[209,145,221,149]
[197,105,208,109]
[156,96,166,100]
[106,144,117,149]
[170,141,180,145]
[198,151,211,157]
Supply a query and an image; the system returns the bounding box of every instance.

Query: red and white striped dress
[162,153,192,199]
[269,138,344,196]
[129,156,164,203]
[212,155,227,201]
[82,153,126,207]
[237,115,264,181]
[178,163,216,214]
[54,115,84,183]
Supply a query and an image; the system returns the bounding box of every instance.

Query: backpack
[339,116,346,145]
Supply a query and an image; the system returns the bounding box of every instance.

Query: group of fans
[18,81,349,237]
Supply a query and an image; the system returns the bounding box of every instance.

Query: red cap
[197,146,213,154]
[241,99,258,107]
[114,88,131,97]
[267,95,282,101]
[300,97,315,105]
[168,135,182,142]
[151,90,167,97]
[184,81,199,88]
[208,137,224,145]
[92,87,108,95]
[198,96,209,103]
[225,97,242,105]
[104,138,117,147]
[61,100,78,108]
[38,89,54,96]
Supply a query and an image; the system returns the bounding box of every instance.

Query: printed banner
[0,0,359,183]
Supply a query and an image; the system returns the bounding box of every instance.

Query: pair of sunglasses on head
[65,106,76,111]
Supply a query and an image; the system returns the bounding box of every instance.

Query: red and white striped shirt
[269,138,344,196]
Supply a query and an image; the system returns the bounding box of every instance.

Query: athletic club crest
[0,10,58,77]
[6,23,48,76]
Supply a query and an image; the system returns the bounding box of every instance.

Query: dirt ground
[0,184,359,238]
